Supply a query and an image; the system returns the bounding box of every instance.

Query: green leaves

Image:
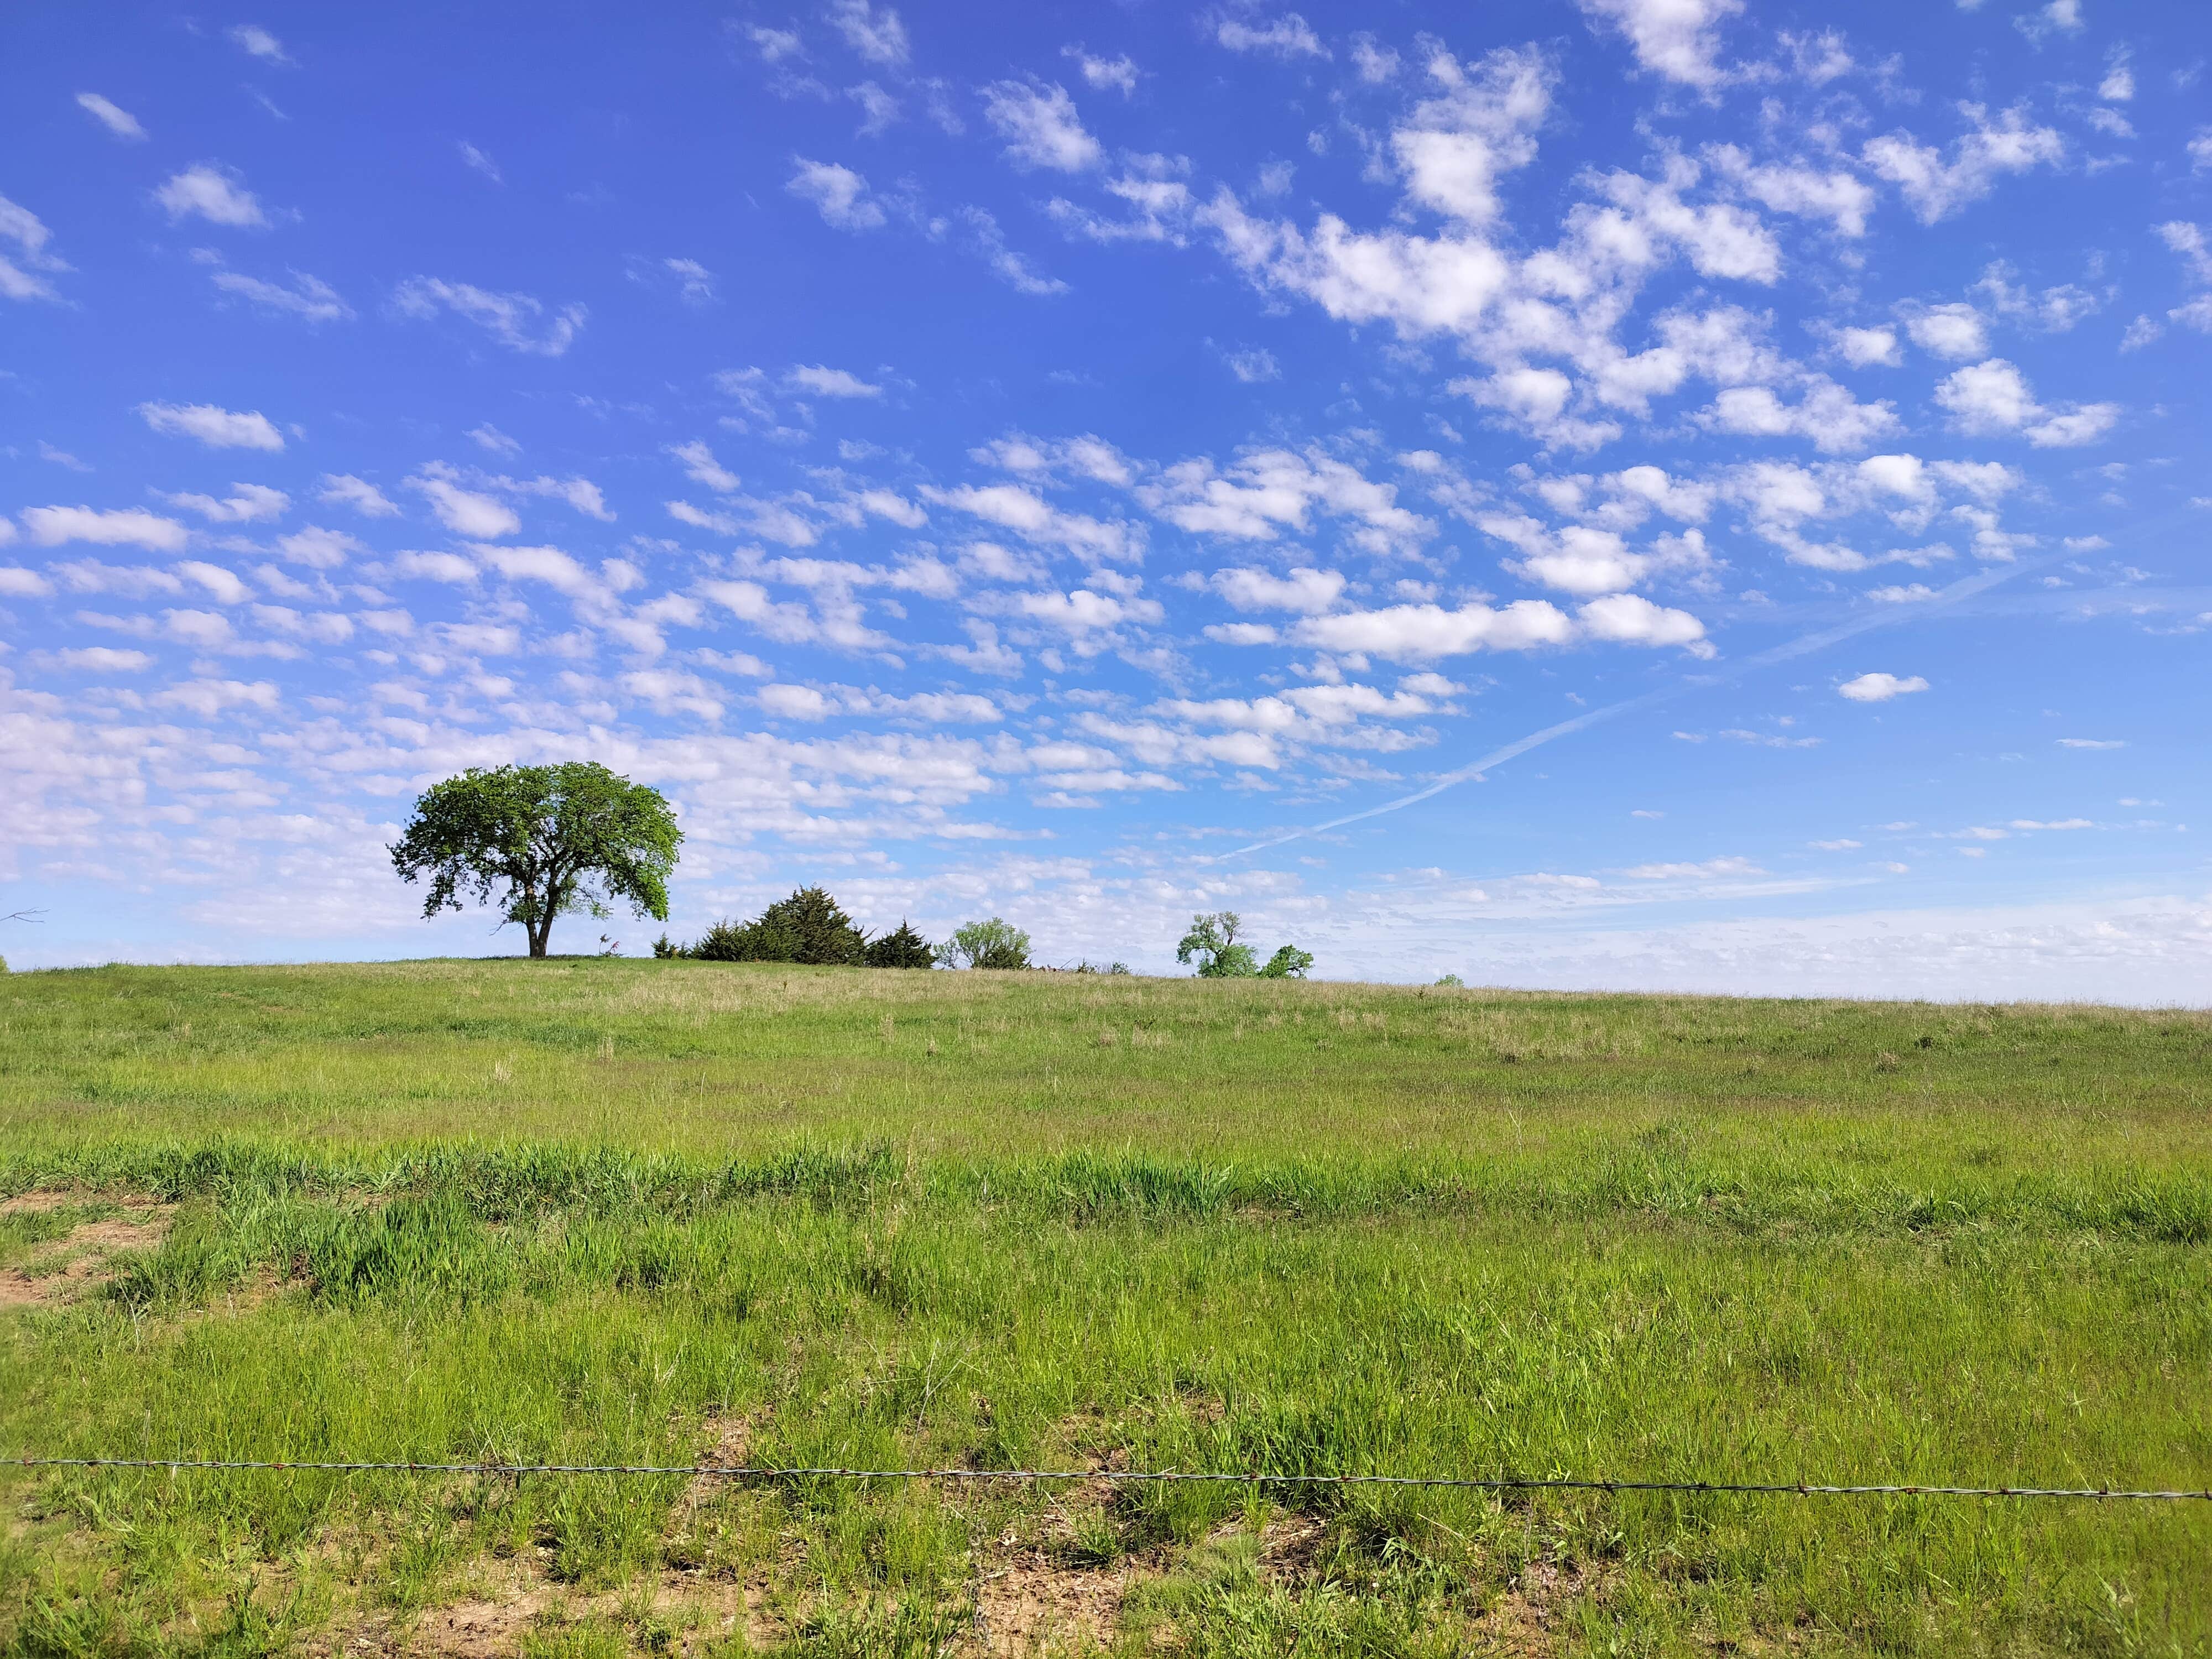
[389,764,681,957]
[1180,913,1311,979]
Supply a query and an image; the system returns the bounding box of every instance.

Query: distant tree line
[387,764,1311,978]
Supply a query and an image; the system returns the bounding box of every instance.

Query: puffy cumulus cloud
[1064,47,1138,96]
[1833,325,1900,367]
[1136,447,1431,555]
[153,164,268,228]
[1277,598,1577,661]
[1861,106,2064,224]
[1215,13,1327,58]
[1704,145,1873,237]
[1697,378,1899,453]
[969,432,1134,486]
[409,469,522,538]
[160,483,290,524]
[1903,302,1989,359]
[922,483,1141,564]
[1210,565,1346,613]
[176,561,252,603]
[392,278,586,356]
[1575,592,1712,654]
[276,526,363,569]
[1933,359,2119,447]
[76,92,145,140]
[981,80,1101,173]
[150,677,280,717]
[1838,671,1929,701]
[1574,0,1743,89]
[21,506,189,552]
[1390,46,1551,229]
[787,158,886,230]
[137,401,284,451]
[46,646,155,673]
[0,565,52,596]
[619,670,724,721]
[698,577,896,654]
[318,474,399,517]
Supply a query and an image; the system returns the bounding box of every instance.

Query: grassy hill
[3,959,2209,1655]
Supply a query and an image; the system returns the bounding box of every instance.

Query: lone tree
[390,763,681,959]
[1178,912,1312,979]
[865,920,938,969]
[942,917,1030,970]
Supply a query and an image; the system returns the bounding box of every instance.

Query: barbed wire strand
[8,1457,2208,1501]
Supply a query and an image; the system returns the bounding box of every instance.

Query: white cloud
[1574,0,1743,88]
[1904,302,1988,359]
[318,474,399,517]
[1623,857,1764,879]
[48,646,154,673]
[1065,48,1138,95]
[176,561,252,603]
[1216,14,1327,58]
[207,265,353,322]
[664,258,716,306]
[1933,359,2118,446]
[0,566,51,596]
[409,473,521,539]
[0,194,70,303]
[153,164,269,228]
[1706,147,1875,236]
[1138,447,1430,554]
[20,506,189,552]
[276,526,361,569]
[1286,598,1577,661]
[137,401,285,450]
[468,424,521,457]
[1700,378,1899,453]
[392,277,586,356]
[2191,132,2212,174]
[160,483,290,523]
[748,24,803,62]
[1211,565,1346,614]
[391,550,477,585]
[1832,327,1902,367]
[786,158,886,230]
[1222,346,1280,382]
[1391,47,1551,229]
[457,141,502,184]
[982,81,1101,172]
[785,364,883,398]
[1839,671,1929,701]
[2015,0,2081,43]
[75,92,145,140]
[827,0,909,67]
[1862,107,2064,224]
[228,24,293,64]
[2056,737,2124,749]
[1576,592,1710,654]
[961,206,1069,295]
[671,441,740,493]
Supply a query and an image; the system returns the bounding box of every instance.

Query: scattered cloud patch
[137,401,284,450]
[1838,671,1929,701]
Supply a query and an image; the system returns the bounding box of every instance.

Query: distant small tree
[865,920,938,969]
[1177,912,1259,978]
[942,917,1031,970]
[1260,946,1314,979]
[389,763,680,958]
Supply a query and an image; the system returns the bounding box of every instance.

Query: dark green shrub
[683,886,868,964]
[864,920,937,968]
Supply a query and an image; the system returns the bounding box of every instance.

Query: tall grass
[3,959,2209,1655]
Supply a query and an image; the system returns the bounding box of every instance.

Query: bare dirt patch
[969,1552,1147,1657]
[0,1194,173,1310]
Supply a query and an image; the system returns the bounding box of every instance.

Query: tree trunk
[529,916,551,958]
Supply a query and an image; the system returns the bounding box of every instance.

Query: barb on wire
[8,1457,2208,1503]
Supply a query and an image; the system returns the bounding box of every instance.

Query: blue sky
[3,0,2209,997]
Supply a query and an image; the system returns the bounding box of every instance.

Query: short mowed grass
[1,958,2208,1657]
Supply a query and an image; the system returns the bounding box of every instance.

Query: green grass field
[3,958,2208,1657]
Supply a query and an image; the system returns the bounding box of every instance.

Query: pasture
[2,958,2208,1656]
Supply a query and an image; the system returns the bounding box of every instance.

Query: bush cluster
[655,886,941,968]
[1176,912,1312,979]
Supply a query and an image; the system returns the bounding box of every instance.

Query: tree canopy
[389,763,680,958]
[687,886,868,964]
[943,917,1031,970]
[1179,912,1312,979]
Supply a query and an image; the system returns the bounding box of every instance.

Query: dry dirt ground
[0,1192,173,1309]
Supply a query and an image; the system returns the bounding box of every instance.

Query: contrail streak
[1222,550,2069,859]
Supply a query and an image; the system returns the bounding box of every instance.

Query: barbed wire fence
[10,1456,2209,1502]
